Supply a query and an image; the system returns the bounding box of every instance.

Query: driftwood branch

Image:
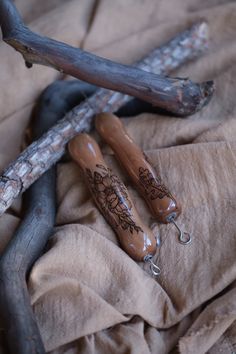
[0,0,214,115]
[0,22,210,217]
[0,80,96,354]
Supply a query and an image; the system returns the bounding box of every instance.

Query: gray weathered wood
[0,0,213,115]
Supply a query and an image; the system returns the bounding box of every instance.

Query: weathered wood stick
[0,80,95,354]
[0,22,211,217]
[0,0,214,115]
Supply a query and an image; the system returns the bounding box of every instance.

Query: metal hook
[169,218,192,245]
[149,258,161,276]
[144,255,161,276]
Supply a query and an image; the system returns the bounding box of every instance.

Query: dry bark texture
[0,22,209,216]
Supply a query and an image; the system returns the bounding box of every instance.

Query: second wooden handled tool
[95,113,191,245]
[68,133,160,275]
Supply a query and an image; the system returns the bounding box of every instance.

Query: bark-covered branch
[0,80,96,354]
[0,22,210,217]
[0,0,214,115]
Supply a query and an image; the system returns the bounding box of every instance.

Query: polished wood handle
[95,113,181,223]
[68,133,157,262]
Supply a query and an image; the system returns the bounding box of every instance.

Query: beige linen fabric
[1,0,236,353]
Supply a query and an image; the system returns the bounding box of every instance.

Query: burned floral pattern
[138,167,171,200]
[86,164,143,234]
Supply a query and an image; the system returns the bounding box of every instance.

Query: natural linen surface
[0,0,236,353]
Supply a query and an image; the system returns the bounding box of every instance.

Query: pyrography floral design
[138,167,171,200]
[86,164,143,234]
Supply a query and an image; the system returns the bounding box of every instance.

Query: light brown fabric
[0,1,236,353]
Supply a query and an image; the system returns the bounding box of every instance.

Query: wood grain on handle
[68,133,157,262]
[95,113,181,223]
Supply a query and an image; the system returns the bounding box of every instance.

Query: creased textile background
[0,1,236,353]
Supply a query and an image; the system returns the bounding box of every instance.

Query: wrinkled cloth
[1,0,236,353]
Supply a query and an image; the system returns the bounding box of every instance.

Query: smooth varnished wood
[96,113,181,223]
[69,133,157,261]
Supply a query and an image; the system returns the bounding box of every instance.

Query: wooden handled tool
[95,113,191,245]
[68,133,160,274]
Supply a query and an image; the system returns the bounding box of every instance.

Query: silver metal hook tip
[170,219,192,245]
[149,259,161,276]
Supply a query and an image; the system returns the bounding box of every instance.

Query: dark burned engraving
[138,167,171,200]
[86,164,143,234]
